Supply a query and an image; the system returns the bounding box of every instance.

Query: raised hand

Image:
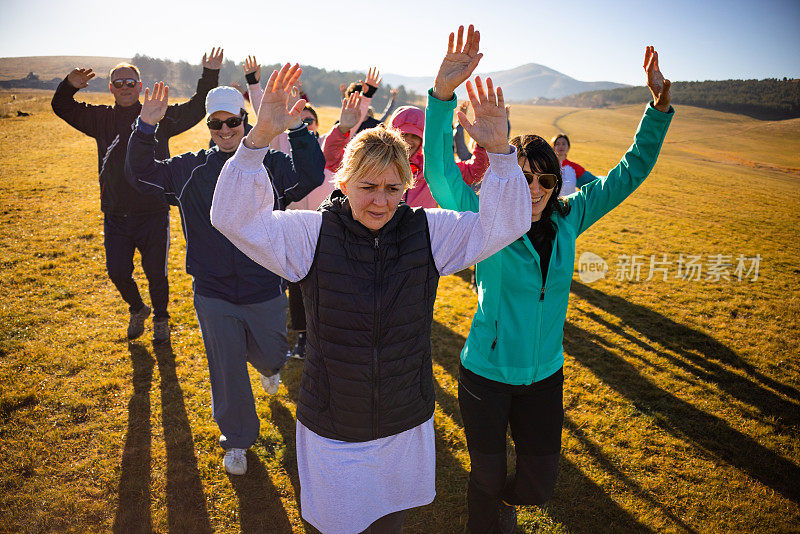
[247,63,306,148]
[434,24,483,101]
[390,88,399,97]
[338,91,362,133]
[365,67,382,88]
[202,47,224,70]
[457,76,510,154]
[140,82,169,126]
[644,46,671,112]
[243,55,260,82]
[68,68,95,89]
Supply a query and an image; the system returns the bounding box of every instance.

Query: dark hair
[303,103,318,123]
[346,82,362,97]
[551,133,570,148]
[510,134,571,219]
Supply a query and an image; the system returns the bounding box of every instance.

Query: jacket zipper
[372,236,381,439]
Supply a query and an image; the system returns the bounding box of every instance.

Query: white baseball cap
[205,86,245,117]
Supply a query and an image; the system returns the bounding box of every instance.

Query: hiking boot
[499,501,517,534]
[260,371,280,395]
[127,305,151,340]
[152,317,170,344]
[289,331,307,360]
[223,448,247,475]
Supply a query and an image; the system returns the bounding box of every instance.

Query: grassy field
[1,88,799,533]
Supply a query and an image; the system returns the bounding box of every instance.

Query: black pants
[104,212,170,319]
[359,509,407,534]
[288,281,306,331]
[458,364,563,534]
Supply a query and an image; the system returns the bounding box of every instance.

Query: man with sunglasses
[51,50,223,343]
[125,83,324,475]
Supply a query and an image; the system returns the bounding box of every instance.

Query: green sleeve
[566,103,674,235]
[423,90,479,213]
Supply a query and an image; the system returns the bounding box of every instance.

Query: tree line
[532,78,800,120]
[130,54,419,109]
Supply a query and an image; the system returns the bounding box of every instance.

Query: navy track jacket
[125,121,325,304]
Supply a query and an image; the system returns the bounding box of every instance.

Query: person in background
[51,49,222,343]
[286,92,363,361]
[378,87,400,122]
[210,35,530,530]
[551,132,599,196]
[425,36,673,532]
[392,104,489,208]
[126,83,324,476]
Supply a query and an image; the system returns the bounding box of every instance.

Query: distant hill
[538,78,800,120]
[383,63,628,101]
[0,56,128,81]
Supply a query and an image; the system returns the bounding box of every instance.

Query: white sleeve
[210,139,322,282]
[426,148,531,276]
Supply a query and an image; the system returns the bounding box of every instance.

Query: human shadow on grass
[571,280,800,427]
[112,343,153,534]
[562,415,698,533]
[227,451,293,534]
[153,342,212,533]
[563,319,800,503]
[113,342,211,533]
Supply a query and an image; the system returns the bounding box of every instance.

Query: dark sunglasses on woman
[522,171,557,190]
[111,78,137,89]
[207,115,245,130]
[301,117,316,126]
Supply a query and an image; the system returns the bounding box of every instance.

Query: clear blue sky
[1,0,798,84]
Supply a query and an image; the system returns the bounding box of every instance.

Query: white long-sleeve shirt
[211,141,531,281]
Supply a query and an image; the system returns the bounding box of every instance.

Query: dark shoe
[152,317,170,344]
[127,305,151,340]
[289,331,306,360]
[499,501,517,534]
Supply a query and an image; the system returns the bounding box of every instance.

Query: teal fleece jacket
[424,91,674,385]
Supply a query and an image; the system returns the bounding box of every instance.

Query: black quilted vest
[297,192,439,442]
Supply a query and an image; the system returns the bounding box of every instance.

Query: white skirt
[296,416,436,534]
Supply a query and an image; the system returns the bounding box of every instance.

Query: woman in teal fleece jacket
[425,33,673,533]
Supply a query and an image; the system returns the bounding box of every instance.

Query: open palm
[434,24,483,101]
[140,82,169,126]
[249,63,306,147]
[644,46,671,112]
[458,76,509,154]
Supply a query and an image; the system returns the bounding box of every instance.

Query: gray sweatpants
[194,291,289,450]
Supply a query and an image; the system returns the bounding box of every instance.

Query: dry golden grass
[1,89,798,533]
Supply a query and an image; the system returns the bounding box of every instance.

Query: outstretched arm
[425,36,529,274]
[323,92,361,172]
[244,55,264,114]
[211,63,322,281]
[125,82,192,196]
[162,48,222,136]
[568,46,673,234]
[51,68,106,138]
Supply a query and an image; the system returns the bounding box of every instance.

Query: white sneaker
[260,371,280,394]
[223,448,247,475]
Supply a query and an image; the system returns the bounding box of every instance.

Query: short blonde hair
[109,62,141,80]
[334,127,415,191]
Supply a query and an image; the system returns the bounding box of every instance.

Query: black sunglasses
[207,115,245,130]
[301,117,316,125]
[111,78,137,89]
[522,171,557,190]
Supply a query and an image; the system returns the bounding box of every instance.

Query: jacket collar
[323,189,410,241]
